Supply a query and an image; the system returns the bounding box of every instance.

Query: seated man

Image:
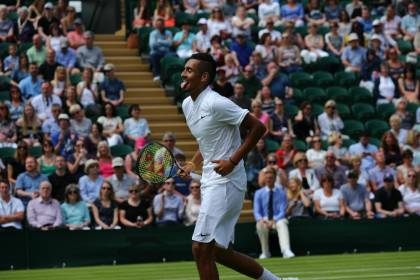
[0,180,24,230]
[15,156,49,206]
[374,173,405,218]
[38,49,61,81]
[18,62,43,100]
[55,38,77,71]
[26,181,63,229]
[340,170,374,219]
[42,104,61,140]
[108,157,137,204]
[172,20,197,59]
[348,132,378,172]
[368,151,396,193]
[0,5,15,42]
[31,81,62,122]
[48,156,77,203]
[149,18,173,80]
[254,167,295,259]
[153,178,184,225]
[76,31,105,73]
[51,113,76,160]
[161,131,184,157]
[26,34,48,66]
[341,33,366,72]
[315,151,347,189]
[100,64,125,107]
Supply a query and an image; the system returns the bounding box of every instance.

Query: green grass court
[1,251,419,280]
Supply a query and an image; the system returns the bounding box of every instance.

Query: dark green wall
[2,217,420,270]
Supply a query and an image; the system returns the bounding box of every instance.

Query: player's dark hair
[186,53,217,86]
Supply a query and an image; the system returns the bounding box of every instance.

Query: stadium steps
[239,200,254,223]
[96,34,197,159]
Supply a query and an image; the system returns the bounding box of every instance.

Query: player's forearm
[231,114,266,164]
[191,150,203,167]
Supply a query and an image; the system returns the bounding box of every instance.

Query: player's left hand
[211,159,235,176]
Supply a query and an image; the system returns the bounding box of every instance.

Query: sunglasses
[164,139,174,142]
[268,160,277,164]
[313,139,321,143]
[190,186,200,189]
[102,187,112,190]
[129,189,139,193]
[327,106,335,109]
[68,190,78,194]
[408,174,416,178]
[165,181,175,185]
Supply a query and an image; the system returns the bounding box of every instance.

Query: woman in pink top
[250,99,270,137]
[97,141,114,178]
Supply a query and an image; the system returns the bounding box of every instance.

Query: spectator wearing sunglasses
[91,181,120,229]
[119,184,152,228]
[61,184,91,230]
[153,178,184,225]
[399,170,420,215]
[184,180,201,226]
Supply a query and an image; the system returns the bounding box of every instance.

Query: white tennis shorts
[192,182,245,249]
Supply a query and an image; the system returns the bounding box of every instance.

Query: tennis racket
[136,142,183,184]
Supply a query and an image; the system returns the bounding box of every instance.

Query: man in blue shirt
[55,38,77,71]
[262,62,292,100]
[341,33,366,73]
[15,156,48,206]
[18,62,43,100]
[348,132,378,172]
[100,63,125,107]
[173,20,197,59]
[253,167,295,259]
[51,113,77,160]
[153,178,184,225]
[230,33,254,68]
[149,18,173,80]
[401,3,420,41]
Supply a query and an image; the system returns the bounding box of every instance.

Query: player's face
[181,59,206,93]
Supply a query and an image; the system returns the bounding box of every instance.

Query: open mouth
[180,80,190,91]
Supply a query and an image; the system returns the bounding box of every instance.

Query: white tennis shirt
[182,87,248,190]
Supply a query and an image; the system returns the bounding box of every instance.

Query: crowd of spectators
[131,0,420,258]
[0,1,202,232]
[1,0,420,261]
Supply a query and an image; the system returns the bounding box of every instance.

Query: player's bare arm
[212,113,266,176]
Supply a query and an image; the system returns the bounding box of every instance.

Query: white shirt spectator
[208,19,232,37]
[195,30,211,52]
[31,94,62,121]
[288,168,321,191]
[399,184,420,212]
[77,81,98,108]
[258,1,280,26]
[306,149,327,169]
[317,112,344,140]
[378,76,396,100]
[0,196,24,229]
[313,188,342,212]
[258,28,282,41]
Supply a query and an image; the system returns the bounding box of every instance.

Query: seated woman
[37,140,56,176]
[123,104,151,146]
[257,153,288,188]
[389,114,408,146]
[97,102,124,147]
[61,184,91,230]
[325,21,344,56]
[289,152,320,194]
[397,149,415,185]
[293,101,319,142]
[286,177,311,218]
[381,131,403,167]
[250,99,270,137]
[374,63,397,105]
[269,98,293,142]
[153,0,175,27]
[275,134,297,173]
[255,33,277,66]
[328,132,350,165]
[119,184,153,228]
[0,101,17,148]
[349,155,370,187]
[97,141,114,178]
[399,170,420,215]
[306,136,326,169]
[313,175,345,218]
[78,159,105,204]
[6,140,28,186]
[277,32,302,74]
[132,0,152,28]
[91,181,120,229]
[184,180,201,226]
[300,23,329,64]
[15,103,42,147]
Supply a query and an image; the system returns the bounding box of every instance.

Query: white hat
[348,33,359,42]
[373,19,381,26]
[112,157,124,168]
[104,63,115,71]
[44,2,53,9]
[59,37,69,48]
[58,113,69,120]
[197,18,208,25]
[371,34,382,41]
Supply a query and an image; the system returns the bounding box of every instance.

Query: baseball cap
[60,37,69,48]
[58,113,69,120]
[348,33,359,42]
[384,173,394,182]
[112,157,124,168]
[44,2,53,9]
[373,19,381,26]
[74,18,83,25]
[104,63,115,71]
[346,170,358,179]
[197,18,208,25]
[371,34,381,41]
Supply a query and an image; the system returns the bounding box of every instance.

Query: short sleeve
[212,96,249,126]
[15,198,24,212]
[335,189,342,200]
[313,189,321,201]
[15,174,23,190]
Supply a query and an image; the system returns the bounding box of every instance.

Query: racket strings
[137,143,177,183]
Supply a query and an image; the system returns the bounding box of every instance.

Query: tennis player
[180,53,297,280]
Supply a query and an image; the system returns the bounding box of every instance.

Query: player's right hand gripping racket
[136,142,183,184]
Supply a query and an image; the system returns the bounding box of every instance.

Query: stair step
[141,114,185,122]
[123,80,160,87]
[96,34,125,41]
[96,41,127,48]
[125,91,166,98]
[242,200,252,210]
[115,64,150,71]
[134,105,179,115]
[103,49,138,56]
[106,56,142,65]
[149,122,191,133]
[152,131,193,141]
[118,72,153,79]
[125,96,172,105]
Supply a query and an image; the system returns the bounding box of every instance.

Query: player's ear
[200,72,209,84]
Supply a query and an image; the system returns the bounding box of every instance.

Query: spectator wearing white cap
[77,31,105,72]
[100,64,125,107]
[56,37,77,70]
[51,113,77,160]
[368,34,385,60]
[369,19,398,49]
[78,159,104,204]
[108,157,137,204]
[37,2,59,39]
[195,18,211,53]
[341,33,366,72]
[258,18,281,44]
